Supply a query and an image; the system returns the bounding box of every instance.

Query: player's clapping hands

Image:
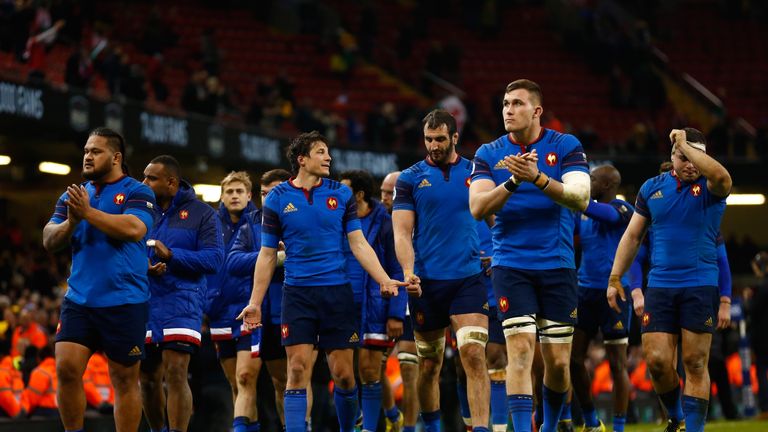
[503,150,539,183]
[65,184,92,221]
[237,303,262,330]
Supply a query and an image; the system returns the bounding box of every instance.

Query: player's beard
[429,143,455,165]
[82,162,110,181]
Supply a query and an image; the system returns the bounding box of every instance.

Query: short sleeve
[261,191,282,248]
[560,135,589,174]
[635,180,652,218]
[49,191,69,224]
[610,200,634,225]
[392,171,415,212]
[124,183,156,232]
[342,190,362,234]
[471,146,494,182]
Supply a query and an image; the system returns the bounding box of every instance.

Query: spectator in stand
[11,307,47,358]
[65,45,94,91]
[200,28,221,76]
[182,69,210,115]
[24,343,58,418]
[25,17,65,86]
[146,53,169,102]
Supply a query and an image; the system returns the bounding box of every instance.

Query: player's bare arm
[391,209,422,296]
[607,213,649,312]
[507,150,590,211]
[348,229,407,298]
[670,129,732,197]
[237,245,277,328]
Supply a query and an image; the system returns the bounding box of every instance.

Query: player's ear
[533,106,543,120]
[452,132,459,146]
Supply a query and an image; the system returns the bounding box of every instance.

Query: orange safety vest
[83,353,114,406]
[23,357,57,413]
[591,360,613,396]
[0,355,25,417]
[630,360,653,393]
[11,323,48,357]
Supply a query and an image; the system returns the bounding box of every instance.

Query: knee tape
[604,337,629,345]
[455,326,489,349]
[415,336,445,360]
[537,318,574,343]
[502,314,537,337]
[488,367,506,381]
[397,351,419,366]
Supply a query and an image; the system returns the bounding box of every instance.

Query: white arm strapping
[560,171,591,211]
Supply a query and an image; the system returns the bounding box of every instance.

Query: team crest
[690,184,702,197]
[179,209,189,220]
[498,296,509,313]
[415,312,425,325]
[281,324,289,339]
[545,152,558,167]
[113,193,125,205]
[56,321,61,334]
[641,312,651,327]
[465,177,471,187]
[326,197,338,210]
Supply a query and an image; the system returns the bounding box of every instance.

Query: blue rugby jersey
[393,156,480,280]
[471,129,589,270]
[49,176,156,307]
[635,172,727,288]
[261,179,361,286]
[576,199,634,289]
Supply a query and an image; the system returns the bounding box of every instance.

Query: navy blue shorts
[260,322,287,361]
[399,314,415,342]
[491,267,578,324]
[215,333,253,359]
[408,272,487,333]
[641,286,718,334]
[56,298,148,366]
[488,306,505,345]
[281,284,359,349]
[575,287,630,341]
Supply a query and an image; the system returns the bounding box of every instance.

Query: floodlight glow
[726,194,765,206]
[39,161,71,175]
[194,184,221,202]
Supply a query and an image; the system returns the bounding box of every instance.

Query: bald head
[380,171,401,212]
[590,165,621,202]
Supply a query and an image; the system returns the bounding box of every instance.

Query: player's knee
[56,360,83,385]
[459,343,486,373]
[398,351,419,368]
[682,351,708,376]
[502,315,537,338]
[164,362,189,387]
[359,362,380,383]
[645,350,671,378]
[416,336,445,361]
[537,319,574,344]
[236,368,257,388]
[287,362,308,384]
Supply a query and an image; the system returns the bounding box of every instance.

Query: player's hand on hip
[607,274,625,313]
[386,318,404,340]
[717,302,731,329]
[630,288,644,317]
[236,303,262,329]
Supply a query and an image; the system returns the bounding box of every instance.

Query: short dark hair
[659,161,673,173]
[260,168,291,186]
[683,127,706,146]
[422,109,458,137]
[505,79,543,105]
[286,131,328,174]
[339,169,375,203]
[150,155,181,179]
[89,127,129,175]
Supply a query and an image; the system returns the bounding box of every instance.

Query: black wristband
[538,176,551,190]
[503,177,518,193]
[533,171,542,184]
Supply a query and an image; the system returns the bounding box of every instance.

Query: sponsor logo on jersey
[348,332,359,343]
[570,308,578,319]
[613,321,624,330]
[493,159,507,170]
[650,190,664,200]
[283,202,298,213]
[704,316,713,327]
[128,345,143,356]
[417,179,432,188]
